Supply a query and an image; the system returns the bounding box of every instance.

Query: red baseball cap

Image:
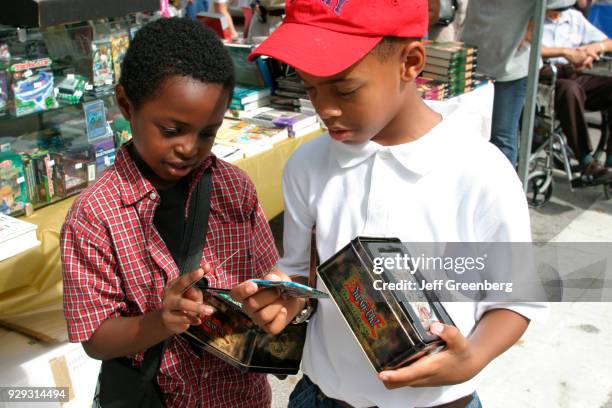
[248,0,429,77]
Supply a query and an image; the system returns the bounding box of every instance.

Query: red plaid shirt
[61,147,278,407]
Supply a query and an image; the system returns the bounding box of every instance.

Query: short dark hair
[372,37,415,60]
[119,17,235,108]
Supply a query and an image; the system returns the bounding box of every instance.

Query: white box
[0,328,101,407]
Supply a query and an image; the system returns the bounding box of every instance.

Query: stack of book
[0,213,40,262]
[214,119,289,158]
[228,86,272,118]
[271,74,308,111]
[416,77,449,101]
[422,41,478,98]
[242,107,321,138]
[298,98,316,116]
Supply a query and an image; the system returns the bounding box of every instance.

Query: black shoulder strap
[141,166,213,381]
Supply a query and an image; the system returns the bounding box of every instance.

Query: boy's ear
[399,41,426,82]
[115,84,134,121]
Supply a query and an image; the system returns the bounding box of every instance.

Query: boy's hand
[231,270,306,335]
[160,265,215,335]
[378,322,483,389]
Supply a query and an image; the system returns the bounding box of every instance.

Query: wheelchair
[526,61,612,207]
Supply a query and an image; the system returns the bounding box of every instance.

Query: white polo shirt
[278,103,548,408]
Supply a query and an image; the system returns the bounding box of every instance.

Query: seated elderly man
[541,0,612,181]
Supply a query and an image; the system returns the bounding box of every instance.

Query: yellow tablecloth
[0,131,322,341]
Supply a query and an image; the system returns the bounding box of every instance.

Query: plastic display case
[0,15,151,215]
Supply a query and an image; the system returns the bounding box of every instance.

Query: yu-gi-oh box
[183,289,306,375]
[317,237,455,373]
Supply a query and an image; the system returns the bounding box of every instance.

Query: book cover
[0,213,40,261]
[421,71,474,83]
[425,42,476,61]
[229,96,271,112]
[224,43,271,87]
[244,107,318,131]
[423,62,475,76]
[290,122,322,138]
[426,55,477,69]
[232,86,272,105]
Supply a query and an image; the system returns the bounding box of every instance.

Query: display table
[0,130,321,342]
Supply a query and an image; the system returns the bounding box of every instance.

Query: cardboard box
[0,327,101,407]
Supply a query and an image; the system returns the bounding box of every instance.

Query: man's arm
[541,45,599,68]
[579,38,612,58]
[213,1,239,39]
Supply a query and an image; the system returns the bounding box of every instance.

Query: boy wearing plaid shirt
[60,18,282,407]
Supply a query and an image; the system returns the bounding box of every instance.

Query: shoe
[581,160,612,182]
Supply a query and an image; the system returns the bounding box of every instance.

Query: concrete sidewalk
[478,199,612,408]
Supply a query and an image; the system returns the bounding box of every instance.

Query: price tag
[87,164,96,182]
[75,163,83,170]
[17,176,25,184]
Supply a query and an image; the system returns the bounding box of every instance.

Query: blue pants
[288,376,483,408]
[491,77,528,167]
[185,0,209,19]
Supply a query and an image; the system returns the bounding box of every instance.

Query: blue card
[83,99,109,141]
[250,280,329,299]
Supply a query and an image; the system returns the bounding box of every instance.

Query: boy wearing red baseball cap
[231,1,547,407]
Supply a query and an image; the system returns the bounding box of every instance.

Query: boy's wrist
[150,308,176,338]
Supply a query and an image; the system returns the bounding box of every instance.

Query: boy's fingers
[264,307,288,334]
[230,280,259,302]
[262,273,282,281]
[429,322,467,351]
[184,287,204,303]
[243,288,281,313]
[378,357,438,388]
[168,268,204,295]
[171,297,212,316]
[252,303,286,326]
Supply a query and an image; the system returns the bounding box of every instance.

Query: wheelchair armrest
[540,59,558,85]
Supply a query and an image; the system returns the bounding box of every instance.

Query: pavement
[267,173,612,408]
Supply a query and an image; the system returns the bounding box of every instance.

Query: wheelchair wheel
[527,171,554,208]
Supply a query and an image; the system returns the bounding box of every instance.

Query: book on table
[243,107,318,131]
[0,213,40,262]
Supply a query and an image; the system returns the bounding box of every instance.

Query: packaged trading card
[317,237,455,372]
[184,289,306,374]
